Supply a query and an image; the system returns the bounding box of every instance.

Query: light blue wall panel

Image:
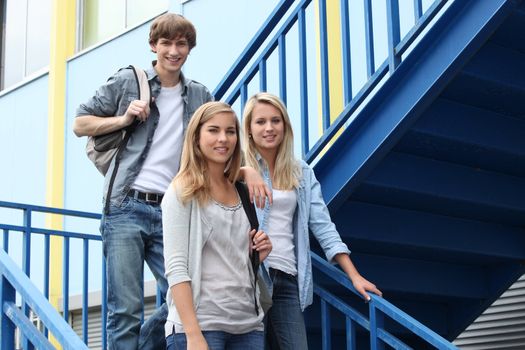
[0,76,49,205]
[0,75,49,292]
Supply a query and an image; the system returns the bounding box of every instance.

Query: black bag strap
[235,181,261,316]
[103,66,148,214]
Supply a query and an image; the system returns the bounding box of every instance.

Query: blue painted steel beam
[313,0,521,213]
[212,0,295,99]
[333,201,525,262]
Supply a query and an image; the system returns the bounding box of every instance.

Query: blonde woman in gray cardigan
[162,101,272,350]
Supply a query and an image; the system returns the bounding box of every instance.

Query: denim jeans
[167,330,264,350]
[101,196,169,350]
[265,268,308,350]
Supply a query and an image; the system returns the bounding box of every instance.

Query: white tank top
[266,189,298,276]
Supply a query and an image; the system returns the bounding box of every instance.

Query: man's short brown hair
[149,13,196,49]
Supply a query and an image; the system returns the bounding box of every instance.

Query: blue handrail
[0,249,88,350]
[311,253,459,349]
[0,201,104,349]
[213,0,448,160]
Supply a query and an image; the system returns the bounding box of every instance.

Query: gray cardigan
[161,184,212,334]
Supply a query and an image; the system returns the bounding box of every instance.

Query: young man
[74,14,212,350]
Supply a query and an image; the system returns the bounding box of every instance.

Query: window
[80,0,169,50]
[1,0,51,90]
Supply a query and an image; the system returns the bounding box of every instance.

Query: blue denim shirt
[76,62,213,205]
[256,156,351,310]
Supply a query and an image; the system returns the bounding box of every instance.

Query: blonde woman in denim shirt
[242,93,382,349]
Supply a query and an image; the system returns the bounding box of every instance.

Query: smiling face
[198,112,238,168]
[249,102,285,158]
[150,36,190,79]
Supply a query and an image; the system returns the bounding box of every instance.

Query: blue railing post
[1,276,16,350]
[387,0,402,72]
[318,0,331,130]
[82,239,89,343]
[298,6,309,157]
[278,35,287,105]
[340,0,352,105]
[321,299,331,350]
[414,0,423,20]
[364,0,375,78]
[346,317,356,350]
[22,208,32,350]
[3,229,8,252]
[369,303,386,350]
[62,236,70,322]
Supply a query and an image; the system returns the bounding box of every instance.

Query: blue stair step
[442,41,525,117]
[395,98,525,178]
[351,152,525,226]
[332,201,525,264]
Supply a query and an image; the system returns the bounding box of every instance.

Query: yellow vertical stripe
[315,0,344,152]
[46,0,76,345]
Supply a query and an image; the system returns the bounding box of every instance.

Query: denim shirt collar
[146,61,190,101]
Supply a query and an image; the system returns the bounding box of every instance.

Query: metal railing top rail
[0,249,89,350]
[1,200,107,349]
[311,252,459,349]
[212,0,295,100]
[210,0,449,161]
[0,200,101,220]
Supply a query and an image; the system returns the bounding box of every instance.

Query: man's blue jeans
[101,196,169,350]
[167,330,264,350]
[265,268,308,350]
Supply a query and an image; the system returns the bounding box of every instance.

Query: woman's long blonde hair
[173,101,241,205]
[242,93,300,190]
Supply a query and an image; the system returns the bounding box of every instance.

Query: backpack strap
[235,181,261,316]
[103,66,149,214]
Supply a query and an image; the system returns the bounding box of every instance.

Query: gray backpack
[86,65,150,175]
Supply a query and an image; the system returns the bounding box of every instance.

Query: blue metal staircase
[307,0,525,348]
[2,0,525,348]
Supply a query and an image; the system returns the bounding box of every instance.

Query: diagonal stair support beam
[313,0,524,212]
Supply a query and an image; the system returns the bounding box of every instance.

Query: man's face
[150,35,190,76]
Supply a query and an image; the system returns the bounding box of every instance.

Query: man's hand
[124,100,150,123]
